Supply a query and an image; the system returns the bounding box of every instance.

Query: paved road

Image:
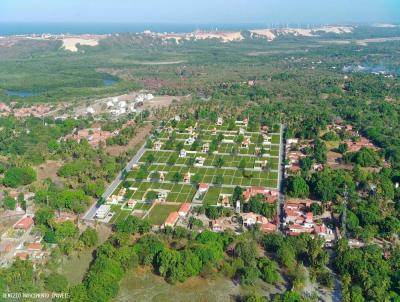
[277,123,286,232]
[83,142,148,221]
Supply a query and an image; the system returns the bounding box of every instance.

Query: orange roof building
[178,203,191,217]
[14,216,34,231]
[164,211,179,227]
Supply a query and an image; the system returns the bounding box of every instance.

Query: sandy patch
[61,38,99,52]
[36,160,64,185]
[250,26,353,41]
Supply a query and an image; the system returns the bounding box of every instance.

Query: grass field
[106,120,281,225]
[145,204,181,225]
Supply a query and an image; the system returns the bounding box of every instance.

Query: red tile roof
[179,203,191,215]
[14,216,34,230]
[16,252,29,260]
[27,243,42,251]
[164,212,179,226]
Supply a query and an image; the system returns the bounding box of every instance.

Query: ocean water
[0,22,269,36]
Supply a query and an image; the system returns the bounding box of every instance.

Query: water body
[0,22,290,36]
[103,79,117,86]
[6,90,38,97]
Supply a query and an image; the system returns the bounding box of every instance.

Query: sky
[0,0,399,25]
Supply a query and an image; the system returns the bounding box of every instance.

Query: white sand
[61,38,99,52]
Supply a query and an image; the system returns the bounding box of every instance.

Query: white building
[96,205,111,219]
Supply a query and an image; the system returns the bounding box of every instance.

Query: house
[286,138,299,146]
[154,140,163,150]
[15,251,29,260]
[261,222,277,233]
[180,149,187,157]
[202,143,210,153]
[243,187,278,203]
[210,220,222,232]
[242,212,268,227]
[216,117,223,126]
[198,183,209,193]
[183,172,191,183]
[164,211,179,227]
[27,243,42,252]
[14,216,34,231]
[288,224,314,236]
[96,205,111,219]
[178,203,191,217]
[314,224,334,242]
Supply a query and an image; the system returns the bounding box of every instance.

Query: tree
[286,176,309,198]
[80,227,99,247]
[172,172,182,183]
[258,257,279,284]
[310,203,322,216]
[35,206,55,226]
[3,196,16,210]
[238,158,246,170]
[213,174,223,186]
[3,166,36,187]
[214,157,224,168]
[167,154,178,166]
[145,153,156,164]
[55,220,78,242]
[45,272,68,292]
[338,143,348,154]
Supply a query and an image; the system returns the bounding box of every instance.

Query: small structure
[185,137,195,145]
[212,127,217,135]
[157,191,168,203]
[194,157,205,167]
[178,203,191,217]
[96,205,111,219]
[239,128,245,135]
[154,140,163,151]
[216,117,223,126]
[210,220,222,232]
[243,118,249,126]
[160,172,165,182]
[127,200,137,208]
[180,149,187,158]
[242,137,250,148]
[202,143,210,153]
[218,195,231,208]
[183,172,191,184]
[261,222,277,233]
[164,211,179,227]
[198,183,209,193]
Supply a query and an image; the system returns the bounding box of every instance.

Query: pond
[115,267,286,302]
[6,90,39,97]
[103,79,118,86]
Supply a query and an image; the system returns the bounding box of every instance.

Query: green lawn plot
[202,187,234,206]
[133,202,152,211]
[145,204,181,225]
[269,149,280,156]
[109,205,132,224]
[123,180,196,203]
[271,134,281,144]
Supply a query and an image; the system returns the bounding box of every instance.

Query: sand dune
[61,38,99,52]
[250,26,353,41]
